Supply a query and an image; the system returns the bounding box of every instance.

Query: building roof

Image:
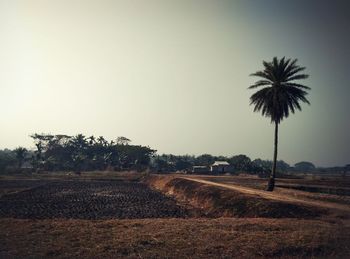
[212,161,230,166]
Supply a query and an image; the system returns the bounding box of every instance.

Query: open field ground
[0,180,188,219]
[1,218,349,259]
[0,172,349,258]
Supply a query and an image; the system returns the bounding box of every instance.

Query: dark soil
[0,180,189,219]
[0,179,50,189]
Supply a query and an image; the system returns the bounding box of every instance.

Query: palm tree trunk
[266,122,278,191]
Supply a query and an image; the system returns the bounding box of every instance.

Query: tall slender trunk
[266,122,278,191]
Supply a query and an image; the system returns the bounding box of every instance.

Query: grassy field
[1,218,349,258]
[0,172,349,258]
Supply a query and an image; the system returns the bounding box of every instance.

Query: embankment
[145,175,326,218]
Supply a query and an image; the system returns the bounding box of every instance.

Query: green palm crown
[249,57,310,124]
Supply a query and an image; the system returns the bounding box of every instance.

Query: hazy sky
[1,0,349,167]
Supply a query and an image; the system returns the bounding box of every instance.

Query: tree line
[0,134,155,173]
[150,154,339,176]
[2,133,346,176]
[152,153,290,176]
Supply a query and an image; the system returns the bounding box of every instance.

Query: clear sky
[1,0,349,167]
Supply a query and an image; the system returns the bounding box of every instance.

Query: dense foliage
[28,134,156,172]
[0,150,16,172]
[0,134,347,176]
[150,153,290,176]
[294,161,316,172]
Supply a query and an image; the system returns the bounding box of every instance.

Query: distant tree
[250,159,272,177]
[343,164,350,177]
[116,136,131,145]
[195,154,215,166]
[45,135,72,171]
[97,136,108,147]
[151,155,174,172]
[30,133,60,170]
[276,160,290,172]
[28,133,155,172]
[0,149,16,172]
[70,134,88,150]
[214,155,229,162]
[294,161,315,172]
[30,133,46,170]
[228,154,251,172]
[88,136,96,145]
[116,145,155,171]
[151,154,194,172]
[69,134,89,172]
[249,57,311,191]
[14,147,27,169]
[251,159,290,176]
[174,155,195,171]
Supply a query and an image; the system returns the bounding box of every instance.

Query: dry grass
[146,175,327,218]
[0,218,349,258]
[1,173,349,258]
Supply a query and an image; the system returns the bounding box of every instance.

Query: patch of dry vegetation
[146,175,326,218]
[275,185,350,206]
[0,218,349,259]
[1,173,349,258]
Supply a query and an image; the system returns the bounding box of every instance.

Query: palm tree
[249,57,310,191]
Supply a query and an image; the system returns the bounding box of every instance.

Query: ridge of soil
[183,177,350,213]
[145,175,327,218]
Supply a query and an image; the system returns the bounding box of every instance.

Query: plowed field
[0,180,188,219]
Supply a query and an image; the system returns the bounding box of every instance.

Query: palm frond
[281,59,298,79]
[285,86,310,105]
[262,60,276,81]
[250,71,274,81]
[284,66,306,81]
[287,74,309,81]
[248,80,272,89]
[283,82,311,90]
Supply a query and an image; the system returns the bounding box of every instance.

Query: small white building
[210,161,234,173]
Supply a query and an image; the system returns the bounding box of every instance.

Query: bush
[0,150,16,173]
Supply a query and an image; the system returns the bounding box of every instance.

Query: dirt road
[182,177,350,213]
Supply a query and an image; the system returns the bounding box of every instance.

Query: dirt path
[182,177,350,213]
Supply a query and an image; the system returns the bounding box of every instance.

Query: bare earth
[182,177,350,213]
[0,172,349,258]
[1,218,349,259]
